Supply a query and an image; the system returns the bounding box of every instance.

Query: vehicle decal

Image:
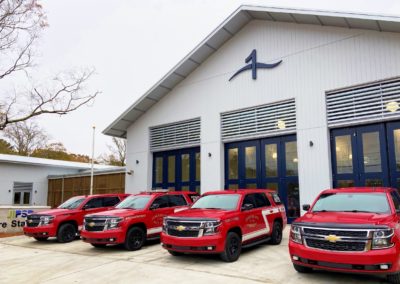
[147,227,162,235]
[242,228,269,241]
[245,215,259,228]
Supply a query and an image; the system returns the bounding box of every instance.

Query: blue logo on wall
[229,49,282,81]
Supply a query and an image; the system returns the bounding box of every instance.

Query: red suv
[81,191,199,250]
[161,189,287,262]
[24,194,128,243]
[289,187,400,284]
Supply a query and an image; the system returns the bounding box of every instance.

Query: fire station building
[104,6,400,221]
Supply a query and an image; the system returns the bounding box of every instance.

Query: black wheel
[168,250,183,256]
[220,232,242,262]
[34,237,48,242]
[57,223,77,243]
[293,264,313,273]
[269,221,283,245]
[91,243,107,248]
[124,226,146,251]
[388,273,400,284]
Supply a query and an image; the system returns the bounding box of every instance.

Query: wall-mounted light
[386,101,399,112]
[208,152,212,157]
[309,141,314,147]
[136,160,139,164]
[34,190,37,194]
[8,189,11,193]
[277,120,286,130]
[127,170,134,175]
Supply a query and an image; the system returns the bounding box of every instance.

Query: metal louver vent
[221,99,296,142]
[13,182,33,191]
[326,78,400,127]
[150,118,200,152]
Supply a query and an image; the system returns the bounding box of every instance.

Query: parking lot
[0,229,388,284]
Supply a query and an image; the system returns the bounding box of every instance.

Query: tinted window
[312,193,390,214]
[254,193,271,208]
[169,195,187,206]
[103,196,120,207]
[242,194,256,208]
[85,198,103,209]
[391,191,400,211]
[152,195,169,208]
[192,194,240,210]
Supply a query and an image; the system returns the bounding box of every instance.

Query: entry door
[153,147,200,192]
[387,122,400,189]
[225,135,299,222]
[331,124,389,187]
[261,135,299,222]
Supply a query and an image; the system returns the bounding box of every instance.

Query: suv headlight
[39,215,54,226]
[202,220,221,236]
[290,225,302,244]
[104,217,123,230]
[372,229,394,249]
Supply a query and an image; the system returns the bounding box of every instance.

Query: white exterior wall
[0,164,77,206]
[126,20,400,206]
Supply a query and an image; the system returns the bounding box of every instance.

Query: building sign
[229,49,282,81]
[0,207,48,234]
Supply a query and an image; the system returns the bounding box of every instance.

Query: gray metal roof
[103,5,400,138]
[0,153,120,170]
[48,167,126,179]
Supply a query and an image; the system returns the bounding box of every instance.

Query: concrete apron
[0,228,387,284]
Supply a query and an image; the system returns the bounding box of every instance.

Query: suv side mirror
[150,203,160,210]
[302,204,311,211]
[82,204,90,210]
[241,203,254,211]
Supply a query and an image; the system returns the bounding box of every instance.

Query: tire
[220,232,242,262]
[293,264,313,273]
[91,243,107,248]
[388,273,400,284]
[34,237,48,242]
[269,221,283,245]
[57,223,77,243]
[168,250,183,256]
[124,226,146,251]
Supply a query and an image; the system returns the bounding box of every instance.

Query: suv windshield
[116,196,151,210]
[312,193,390,214]
[58,197,85,209]
[191,194,240,210]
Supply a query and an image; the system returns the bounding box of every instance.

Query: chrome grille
[26,215,41,227]
[84,216,107,232]
[301,226,370,252]
[164,218,202,238]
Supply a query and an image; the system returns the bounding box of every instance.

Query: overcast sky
[3,0,400,158]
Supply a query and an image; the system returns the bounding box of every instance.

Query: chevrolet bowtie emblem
[325,235,341,243]
[88,222,95,227]
[28,219,33,223]
[176,225,186,232]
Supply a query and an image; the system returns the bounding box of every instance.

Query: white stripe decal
[242,228,269,242]
[147,227,162,235]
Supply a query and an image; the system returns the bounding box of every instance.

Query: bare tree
[99,137,127,166]
[3,120,48,155]
[0,0,99,130]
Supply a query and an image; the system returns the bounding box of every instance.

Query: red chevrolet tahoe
[289,187,400,284]
[161,189,287,262]
[81,191,199,250]
[24,193,128,243]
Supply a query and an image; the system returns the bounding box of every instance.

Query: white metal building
[0,154,119,206]
[104,6,400,221]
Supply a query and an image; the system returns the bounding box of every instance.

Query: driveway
[0,229,388,284]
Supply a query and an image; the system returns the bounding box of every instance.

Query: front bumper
[161,232,225,253]
[23,225,57,238]
[81,229,125,244]
[289,240,400,274]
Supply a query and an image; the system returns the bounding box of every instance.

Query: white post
[90,126,96,195]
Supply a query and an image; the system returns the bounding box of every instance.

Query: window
[168,195,187,206]
[242,194,256,208]
[13,182,33,205]
[103,196,121,207]
[391,191,400,212]
[152,196,169,208]
[254,193,271,208]
[85,198,103,209]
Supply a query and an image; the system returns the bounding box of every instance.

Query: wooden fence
[47,173,125,208]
